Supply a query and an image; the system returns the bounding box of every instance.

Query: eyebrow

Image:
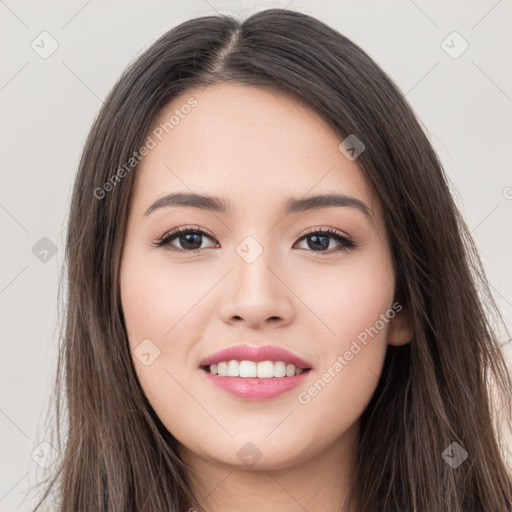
[144,192,371,219]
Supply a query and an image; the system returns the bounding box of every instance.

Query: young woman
[34,8,512,511]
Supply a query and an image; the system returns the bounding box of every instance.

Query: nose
[219,245,295,329]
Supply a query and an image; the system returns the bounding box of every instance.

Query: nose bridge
[220,233,295,327]
[234,233,282,298]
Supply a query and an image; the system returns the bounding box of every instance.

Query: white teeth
[286,363,297,377]
[240,360,257,378]
[217,362,227,376]
[256,361,274,378]
[227,360,239,376]
[206,360,306,378]
[274,361,286,377]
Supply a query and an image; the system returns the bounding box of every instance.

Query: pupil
[181,233,201,250]
[308,234,329,250]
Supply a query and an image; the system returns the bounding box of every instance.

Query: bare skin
[120,83,414,512]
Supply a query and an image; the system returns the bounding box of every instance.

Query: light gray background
[1,1,511,510]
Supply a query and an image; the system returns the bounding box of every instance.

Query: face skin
[120,83,414,512]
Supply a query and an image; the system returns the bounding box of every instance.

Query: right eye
[151,226,219,252]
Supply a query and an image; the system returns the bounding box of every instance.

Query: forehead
[132,83,378,217]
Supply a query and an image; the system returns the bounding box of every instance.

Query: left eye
[294,228,356,252]
[152,227,356,253]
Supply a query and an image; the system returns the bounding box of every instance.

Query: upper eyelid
[298,226,350,238]
[163,225,216,240]
[159,225,350,241]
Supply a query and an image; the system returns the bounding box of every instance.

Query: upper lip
[199,344,313,369]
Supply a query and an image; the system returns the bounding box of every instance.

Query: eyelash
[151,225,357,254]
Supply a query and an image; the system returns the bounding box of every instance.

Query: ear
[388,304,414,346]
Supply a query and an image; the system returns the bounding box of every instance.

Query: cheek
[292,251,393,416]
[120,250,218,401]
[295,249,395,352]
[120,253,197,420]
[121,252,208,348]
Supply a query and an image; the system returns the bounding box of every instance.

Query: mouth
[198,344,313,400]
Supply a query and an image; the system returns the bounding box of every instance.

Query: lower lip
[200,368,312,400]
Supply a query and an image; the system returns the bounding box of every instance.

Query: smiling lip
[198,344,313,401]
[198,344,313,369]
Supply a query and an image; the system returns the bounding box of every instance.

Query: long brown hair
[32,8,512,511]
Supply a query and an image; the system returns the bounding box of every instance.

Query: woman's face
[120,83,412,471]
